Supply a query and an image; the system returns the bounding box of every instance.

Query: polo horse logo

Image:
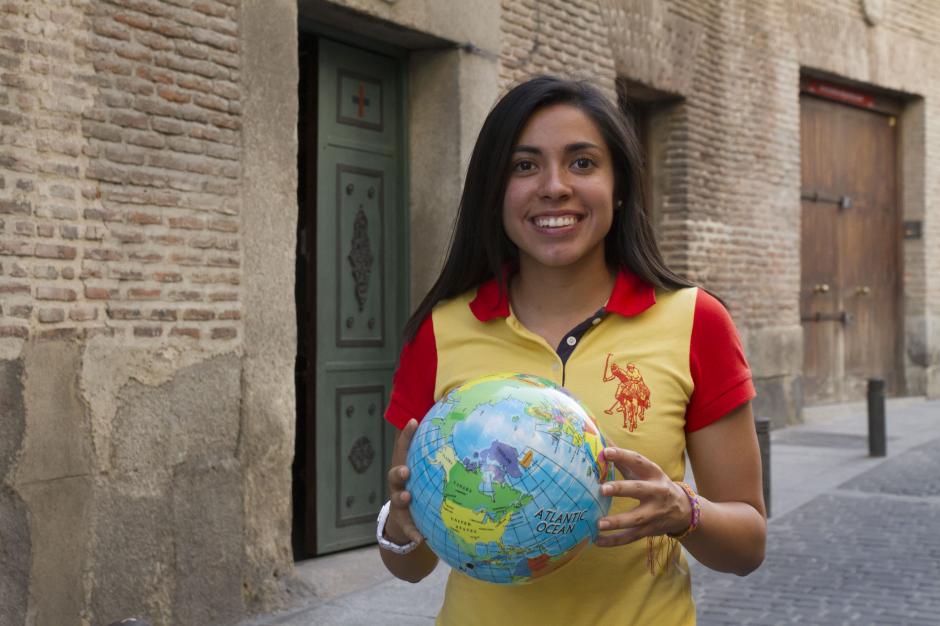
[602,353,651,432]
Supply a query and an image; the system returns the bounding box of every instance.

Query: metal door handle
[813,283,830,294]
[855,286,871,296]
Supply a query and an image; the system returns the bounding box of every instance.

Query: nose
[539,164,572,200]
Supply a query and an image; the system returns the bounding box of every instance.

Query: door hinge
[801,311,854,324]
[801,191,851,210]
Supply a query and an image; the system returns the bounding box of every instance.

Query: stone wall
[0,1,280,625]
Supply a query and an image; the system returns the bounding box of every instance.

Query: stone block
[743,325,803,380]
[753,374,803,429]
[904,314,928,367]
[171,459,245,625]
[110,353,240,473]
[927,366,940,400]
[0,358,25,479]
[0,487,29,626]
[16,341,93,484]
[17,476,92,626]
[90,485,174,626]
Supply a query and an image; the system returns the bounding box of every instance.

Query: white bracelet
[376,500,420,555]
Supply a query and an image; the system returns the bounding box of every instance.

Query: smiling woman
[501,104,617,345]
[377,76,766,626]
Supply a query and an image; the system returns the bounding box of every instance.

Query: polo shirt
[385,269,755,626]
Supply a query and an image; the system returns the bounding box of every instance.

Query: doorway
[294,32,406,558]
[800,80,904,404]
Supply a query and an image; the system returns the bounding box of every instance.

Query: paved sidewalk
[241,397,940,626]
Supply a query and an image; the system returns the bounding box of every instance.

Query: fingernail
[601,485,612,496]
[604,447,615,456]
[598,520,609,530]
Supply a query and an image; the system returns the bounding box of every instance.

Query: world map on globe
[406,373,613,584]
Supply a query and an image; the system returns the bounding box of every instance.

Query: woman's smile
[531,212,582,230]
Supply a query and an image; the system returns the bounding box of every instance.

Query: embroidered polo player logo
[602,353,651,432]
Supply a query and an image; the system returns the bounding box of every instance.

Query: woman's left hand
[594,446,692,548]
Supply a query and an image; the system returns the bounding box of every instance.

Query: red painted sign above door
[805,79,875,109]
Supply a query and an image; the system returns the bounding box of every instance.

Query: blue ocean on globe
[406,373,613,584]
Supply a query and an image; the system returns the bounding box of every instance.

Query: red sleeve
[685,289,756,433]
[384,314,437,430]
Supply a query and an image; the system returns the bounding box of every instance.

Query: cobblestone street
[694,437,940,625]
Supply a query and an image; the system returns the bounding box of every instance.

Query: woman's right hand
[384,418,425,547]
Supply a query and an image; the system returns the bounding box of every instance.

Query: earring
[616,200,623,209]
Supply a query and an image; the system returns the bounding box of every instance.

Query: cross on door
[351,83,370,118]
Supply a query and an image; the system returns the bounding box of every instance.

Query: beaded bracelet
[667,481,701,540]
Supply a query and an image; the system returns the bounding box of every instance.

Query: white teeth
[534,215,578,228]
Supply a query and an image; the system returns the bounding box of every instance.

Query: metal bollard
[867,378,886,457]
[755,416,771,518]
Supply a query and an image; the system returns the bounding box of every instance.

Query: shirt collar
[469,268,656,322]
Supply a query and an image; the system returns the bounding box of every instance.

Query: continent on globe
[524,537,589,579]
[442,460,532,522]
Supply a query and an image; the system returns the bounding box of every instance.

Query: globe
[406,372,613,584]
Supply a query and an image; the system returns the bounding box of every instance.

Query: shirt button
[552,363,560,371]
[592,318,601,325]
[566,336,577,346]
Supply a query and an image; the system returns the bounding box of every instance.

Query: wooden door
[800,94,902,404]
[295,37,405,557]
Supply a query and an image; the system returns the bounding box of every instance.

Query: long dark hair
[403,75,694,341]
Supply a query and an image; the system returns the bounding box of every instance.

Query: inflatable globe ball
[405,373,613,584]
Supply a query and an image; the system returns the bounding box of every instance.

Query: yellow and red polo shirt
[385,269,755,626]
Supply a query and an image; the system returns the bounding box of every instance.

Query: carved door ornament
[348,209,374,312]
[348,435,375,474]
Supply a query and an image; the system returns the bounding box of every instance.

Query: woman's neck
[509,255,615,344]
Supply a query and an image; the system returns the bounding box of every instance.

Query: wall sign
[903,220,922,240]
[805,80,875,109]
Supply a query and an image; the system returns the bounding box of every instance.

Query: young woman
[376,76,766,625]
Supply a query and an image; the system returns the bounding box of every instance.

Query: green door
[314,38,405,553]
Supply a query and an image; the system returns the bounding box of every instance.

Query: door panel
[800,97,842,401]
[334,161,387,348]
[314,38,403,554]
[317,370,390,539]
[800,94,901,404]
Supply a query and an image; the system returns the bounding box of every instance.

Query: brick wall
[499,0,803,328]
[592,0,803,329]
[0,0,242,344]
[499,0,617,99]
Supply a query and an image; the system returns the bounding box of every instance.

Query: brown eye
[513,160,535,172]
[573,157,594,170]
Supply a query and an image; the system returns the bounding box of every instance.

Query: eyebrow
[511,141,603,154]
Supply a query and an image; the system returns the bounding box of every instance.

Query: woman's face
[502,104,615,274]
